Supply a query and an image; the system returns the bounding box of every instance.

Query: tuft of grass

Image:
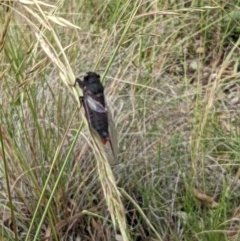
[1,0,240,241]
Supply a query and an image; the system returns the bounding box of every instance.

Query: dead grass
[0,0,240,241]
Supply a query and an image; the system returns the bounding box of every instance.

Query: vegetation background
[0,0,240,240]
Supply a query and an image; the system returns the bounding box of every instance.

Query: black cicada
[75,72,117,158]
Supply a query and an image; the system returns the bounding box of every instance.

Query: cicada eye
[86,95,107,113]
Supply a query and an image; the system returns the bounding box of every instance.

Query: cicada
[75,72,118,159]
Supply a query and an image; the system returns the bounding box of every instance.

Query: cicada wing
[83,94,109,142]
[107,105,118,162]
[85,95,107,113]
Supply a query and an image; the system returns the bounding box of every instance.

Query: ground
[0,1,240,241]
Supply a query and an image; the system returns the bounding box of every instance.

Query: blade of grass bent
[24,108,82,241]
[91,133,131,241]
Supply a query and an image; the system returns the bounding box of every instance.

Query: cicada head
[83,72,104,95]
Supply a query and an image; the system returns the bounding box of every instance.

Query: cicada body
[76,72,117,158]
